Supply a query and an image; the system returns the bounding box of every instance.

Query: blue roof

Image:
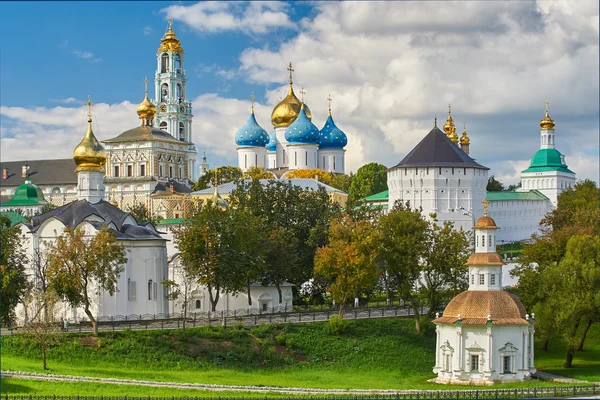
[319,114,347,149]
[235,112,269,147]
[266,131,277,152]
[284,106,320,145]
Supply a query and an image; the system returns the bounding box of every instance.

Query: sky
[1,1,598,185]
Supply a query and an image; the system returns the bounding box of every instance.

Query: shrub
[326,314,347,336]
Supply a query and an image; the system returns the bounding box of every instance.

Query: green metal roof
[486,190,549,201]
[157,217,185,225]
[1,180,49,207]
[363,189,389,202]
[0,211,28,227]
[522,148,574,174]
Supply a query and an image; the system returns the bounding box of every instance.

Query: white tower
[519,100,576,206]
[199,151,210,178]
[73,96,107,204]
[432,200,535,384]
[154,19,196,181]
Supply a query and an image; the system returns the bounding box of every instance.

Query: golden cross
[144,76,149,96]
[168,18,173,31]
[327,94,332,113]
[545,98,549,113]
[85,94,93,120]
[287,62,294,84]
[482,198,490,215]
[300,87,305,103]
[250,91,255,108]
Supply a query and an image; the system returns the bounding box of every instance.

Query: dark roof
[27,199,163,241]
[152,180,193,195]
[103,126,187,144]
[392,126,488,170]
[0,159,77,187]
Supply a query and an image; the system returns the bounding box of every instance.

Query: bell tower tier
[467,199,503,291]
[154,19,196,181]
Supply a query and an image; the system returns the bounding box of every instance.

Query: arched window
[179,122,185,141]
[161,53,169,73]
[195,299,201,309]
[52,187,61,194]
[148,280,153,300]
[176,84,182,102]
[161,83,169,102]
[175,53,182,74]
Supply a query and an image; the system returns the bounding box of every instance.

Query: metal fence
[3,384,600,399]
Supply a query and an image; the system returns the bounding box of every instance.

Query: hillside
[2,318,599,394]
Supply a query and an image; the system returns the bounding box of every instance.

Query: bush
[326,314,347,336]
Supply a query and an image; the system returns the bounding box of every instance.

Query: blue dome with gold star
[285,106,320,145]
[319,114,347,149]
[266,131,277,152]
[235,112,269,147]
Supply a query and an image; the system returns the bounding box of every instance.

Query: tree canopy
[486,175,505,192]
[0,215,29,326]
[348,162,388,202]
[192,166,243,191]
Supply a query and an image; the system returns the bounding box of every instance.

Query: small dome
[137,94,156,119]
[266,131,277,152]
[211,187,228,209]
[73,118,107,172]
[271,84,312,128]
[235,111,269,147]
[157,20,183,54]
[285,105,320,145]
[1,172,49,207]
[540,110,555,130]
[319,114,348,149]
[438,291,528,325]
[474,215,498,230]
[460,128,470,145]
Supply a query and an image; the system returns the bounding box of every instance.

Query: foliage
[315,214,381,317]
[329,173,353,193]
[34,203,57,216]
[326,314,347,335]
[244,166,275,180]
[378,201,430,333]
[46,227,127,336]
[507,182,522,191]
[192,166,243,191]
[348,162,387,202]
[285,169,334,185]
[486,175,505,192]
[0,214,29,326]
[128,201,160,225]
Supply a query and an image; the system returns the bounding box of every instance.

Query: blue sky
[1,1,598,184]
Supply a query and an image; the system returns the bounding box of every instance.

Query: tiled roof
[435,290,528,325]
[486,190,549,201]
[0,159,77,187]
[466,252,504,266]
[391,126,488,170]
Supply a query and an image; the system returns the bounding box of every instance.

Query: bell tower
[154,19,196,181]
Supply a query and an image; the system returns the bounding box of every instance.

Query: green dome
[522,148,574,174]
[1,181,49,207]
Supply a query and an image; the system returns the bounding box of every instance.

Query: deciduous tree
[47,227,127,336]
[244,166,275,180]
[285,169,334,185]
[486,175,505,192]
[192,166,243,191]
[348,162,387,202]
[0,214,29,326]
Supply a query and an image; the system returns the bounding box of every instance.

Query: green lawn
[1,318,598,396]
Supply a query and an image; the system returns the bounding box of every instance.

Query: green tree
[486,175,505,192]
[315,214,381,317]
[34,203,57,217]
[128,201,160,225]
[47,227,127,336]
[162,253,197,329]
[378,201,430,333]
[0,214,29,326]
[348,162,387,202]
[421,220,471,319]
[329,173,353,193]
[507,182,522,191]
[244,166,274,180]
[192,166,243,191]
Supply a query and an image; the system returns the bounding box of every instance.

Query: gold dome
[157,18,183,54]
[73,118,107,173]
[460,125,470,145]
[435,291,528,325]
[540,100,555,130]
[271,84,312,128]
[443,104,456,138]
[474,215,498,230]
[137,94,156,118]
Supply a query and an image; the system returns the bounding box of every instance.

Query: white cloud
[143,26,153,36]
[162,1,295,34]
[49,97,78,104]
[73,50,102,63]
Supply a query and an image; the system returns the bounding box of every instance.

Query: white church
[432,202,536,384]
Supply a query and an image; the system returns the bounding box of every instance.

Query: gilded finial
[327,94,332,116]
[287,62,294,85]
[482,198,490,216]
[300,87,305,104]
[250,91,255,114]
[448,104,451,117]
[545,98,549,114]
[168,17,173,32]
[540,98,555,130]
[144,77,149,97]
[86,95,93,121]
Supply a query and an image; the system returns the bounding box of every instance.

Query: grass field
[1,318,598,396]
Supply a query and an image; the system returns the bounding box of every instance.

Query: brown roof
[434,290,528,325]
[103,126,187,144]
[474,215,498,229]
[466,252,504,266]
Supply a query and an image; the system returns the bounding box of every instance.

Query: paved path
[533,371,585,383]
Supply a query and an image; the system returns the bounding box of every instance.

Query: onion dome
[285,104,320,145]
[1,169,49,208]
[271,63,312,128]
[436,290,528,325]
[73,101,107,173]
[137,83,157,120]
[540,100,555,130]
[266,131,277,152]
[211,186,228,209]
[460,124,470,145]
[235,108,269,147]
[474,199,498,230]
[443,104,455,137]
[157,19,183,54]
[319,113,348,149]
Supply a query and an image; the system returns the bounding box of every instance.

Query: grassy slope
[1,318,598,395]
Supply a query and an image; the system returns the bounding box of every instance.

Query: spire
[327,94,332,116]
[250,91,255,114]
[300,87,305,109]
[86,94,93,122]
[202,151,207,163]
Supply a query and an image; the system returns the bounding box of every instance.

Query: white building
[15,109,169,324]
[432,204,536,384]
[236,63,348,174]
